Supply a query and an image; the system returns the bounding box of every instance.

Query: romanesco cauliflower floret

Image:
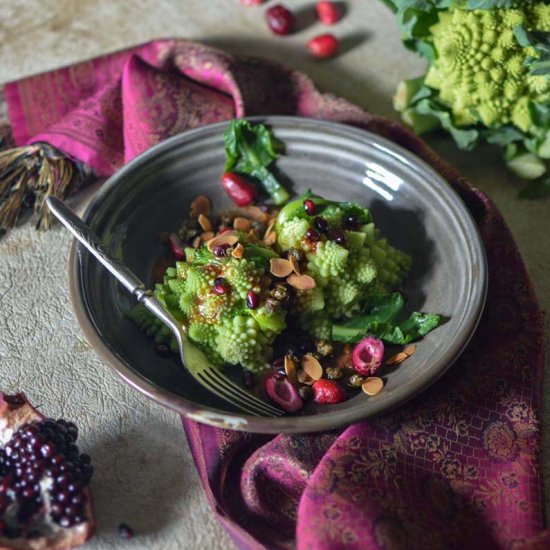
[325,278,360,318]
[223,258,263,299]
[216,315,270,371]
[294,286,325,315]
[307,241,349,278]
[277,218,309,250]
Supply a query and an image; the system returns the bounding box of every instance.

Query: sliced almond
[362,376,384,396]
[385,352,409,366]
[200,231,215,242]
[403,344,416,357]
[301,354,323,381]
[206,232,239,252]
[190,195,211,217]
[263,231,277,247]
[231,243,244,259]
[247,229,260,242]
[270,258,293,278]
[289,255,301,275]
[229,206,269,223]
[284,355,298,386]
[297,369,315,386]
[192,236,202,248]
[198,214,213,233]
[233,217,251,232]
[287,273,316,290]
[264,218,276,238]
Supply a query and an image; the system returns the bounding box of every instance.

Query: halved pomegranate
[0,393,95,549]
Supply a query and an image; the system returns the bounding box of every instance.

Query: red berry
[352,336,384,376]
[266,4,294,35]
[306,227,320,242]
[312,379,347,405]
[316,1,341,25]
[307,34,339,59]
[221,172,258,206]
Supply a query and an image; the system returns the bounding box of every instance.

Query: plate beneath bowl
[69,116,487,433]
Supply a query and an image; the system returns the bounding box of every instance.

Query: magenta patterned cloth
[4,40,547,549]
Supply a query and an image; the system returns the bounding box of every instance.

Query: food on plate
[384,0,550,198]
[0,393,94,549]
[129,120,442,413]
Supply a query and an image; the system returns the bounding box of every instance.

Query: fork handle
[46,196,146,295]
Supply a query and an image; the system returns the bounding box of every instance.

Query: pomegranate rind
[0,393,95,550]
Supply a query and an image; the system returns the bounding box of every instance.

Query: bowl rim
[68,115,488,433]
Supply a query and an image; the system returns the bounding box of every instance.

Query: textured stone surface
[0,1,549,549]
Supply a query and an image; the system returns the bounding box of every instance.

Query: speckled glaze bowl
[68,117,487,433]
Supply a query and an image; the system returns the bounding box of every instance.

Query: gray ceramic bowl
[69,116,487,433]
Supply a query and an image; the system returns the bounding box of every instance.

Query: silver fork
[46,196,283,417]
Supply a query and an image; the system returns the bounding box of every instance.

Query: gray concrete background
[0,1,549,548]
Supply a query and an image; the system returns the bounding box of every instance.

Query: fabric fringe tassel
[0,143,83,232]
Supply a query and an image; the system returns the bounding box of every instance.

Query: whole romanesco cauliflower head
[425,6,550,130]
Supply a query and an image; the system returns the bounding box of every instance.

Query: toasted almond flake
[403,344,416,357]
[233,217,251,232]
[198,214,213,233]
[287,273,316,290]
[263,231,277,246]
[191,195,211,217]
[297,369,315,386]
[385,352,409,366]
[192,236,202,248]
[264,218,276,238]
[200,231,215,242]
[284,355,298,386]
[247,229,260,242]
[231,243,244,259]
[289,255,301,275]
[302,355,323,381]
[270,258,293,278]
[207,232,239,251]
[229,206,269,223]
[362,377,384,396]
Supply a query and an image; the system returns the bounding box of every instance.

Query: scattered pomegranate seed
[118,523,134,539]
[266,4,295,35]
[168,233,186,261]
[312,379,347,404]
[331,230,346,245]
[306,227,320,242]
[307,34,339,59]
[344,214,360,229]
[303,199,316,215]
[213,244,230,258]
[213,277,230,295]
[316,1,341,25]
[246,290,260,309]
[221,172,258,207]
[313,216,329,234]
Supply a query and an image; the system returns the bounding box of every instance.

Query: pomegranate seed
[213,277,230,295]
[316,1,341,25]
[344,214,360,229]
[313,216,329,234]
[307,34,339,59]
[213,244,230,257]
[246,290,260,309]
[168,233,186,260]
[266,4,294,35]
[332,230,346,245]
[312,379,347,404]
[303,199,316,215]
[221,172,258,206]
[306,227,320,242]
[118,523,134,540]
